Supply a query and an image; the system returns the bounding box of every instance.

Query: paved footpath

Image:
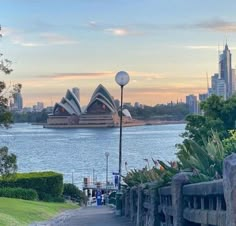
[30,206,135,226]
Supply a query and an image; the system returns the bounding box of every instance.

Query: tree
[0,25,18,177]
[0,146,17,178]
[181,95,236,146]
[0,25,21,128]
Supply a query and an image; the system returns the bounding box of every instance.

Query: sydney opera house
[45,84,141,128]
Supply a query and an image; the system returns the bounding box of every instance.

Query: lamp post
[105,152,109,204]
[115,71,130,191]
[71,169,75,185]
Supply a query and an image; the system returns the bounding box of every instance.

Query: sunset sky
[1,0,236,107]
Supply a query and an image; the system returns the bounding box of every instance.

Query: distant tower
[211,73,219,95]
[72,87,80,102]
[186,95,198,114]
[219,43,232,98]
[13,91,23,111]
[232,69,236,94]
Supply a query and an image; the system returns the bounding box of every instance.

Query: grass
[0,197,79,226]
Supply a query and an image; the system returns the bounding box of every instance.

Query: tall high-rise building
[199,93,208,102]
[211,73,219,95]
[232,69,236,94]
[186,95,198,114]
[72,87,80,102]
[219,44,232,98]
[13,91,23,111]
[216,79,226,100]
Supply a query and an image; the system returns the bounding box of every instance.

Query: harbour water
[0,123,185,188]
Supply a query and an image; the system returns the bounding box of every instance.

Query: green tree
[0,25,18,177]
[0,146,17,178]
[182,95,236,145]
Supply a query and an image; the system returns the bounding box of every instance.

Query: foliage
[12,110,48,123]
[177,132,225,182]
[125,103,189,120]
[182,95,236,145]
[0,27,21,128]
[0,146,17,178]
[63,183,86,204]
[124,131,227,186]
[0,197,78,226]
[108,191,116,205]
[123,160,179,187]
[222,130,236,155]
[0,171,63,200]
[0,187,38,200]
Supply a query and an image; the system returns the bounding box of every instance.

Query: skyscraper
[13,91,23,111]
[232,69,236,94]
[186,95,198,114]
[211,73,219,95]
[219,44,232,98]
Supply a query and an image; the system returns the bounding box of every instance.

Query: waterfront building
[46,84,140,128]
[186,94,198,114]
[47,89,82,126]
[78,84,118,127]
[219,44,232,98]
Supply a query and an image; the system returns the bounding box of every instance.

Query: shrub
[0,171,63,199]
[109,191,116,205]
[0,187,38,200]
[39,192,65,202]
[63,183,86,204]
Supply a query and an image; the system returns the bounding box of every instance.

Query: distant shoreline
[31,120,186,128]
[143,120,186,126]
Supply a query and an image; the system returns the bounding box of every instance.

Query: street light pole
[115,71,130,192]
[118,85,123,191]
[105,152,109,204]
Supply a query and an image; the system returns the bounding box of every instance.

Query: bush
[39,192,65,202]
[0,171,63,200]
[109,191,116,205]
[0,187,38,200]
[63,183,86,204]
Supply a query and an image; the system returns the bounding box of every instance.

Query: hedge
[0,171,63,199]
[63,183,86,204]
[0,187,38,200]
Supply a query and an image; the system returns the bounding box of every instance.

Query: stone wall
[119,153,236,226]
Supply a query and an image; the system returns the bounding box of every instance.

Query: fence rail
[119,153,236,226]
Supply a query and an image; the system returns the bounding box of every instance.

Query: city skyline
[1,0,236,106]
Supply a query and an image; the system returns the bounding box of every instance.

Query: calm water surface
[0,123,185,187]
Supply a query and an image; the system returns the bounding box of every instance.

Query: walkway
[31,206,134,226]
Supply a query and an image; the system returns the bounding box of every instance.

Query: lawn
[0,197,78,226]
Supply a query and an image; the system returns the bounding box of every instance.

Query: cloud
[128,86,206,95]
[185,45,236,50]
[88,21,142,36]
[105,28,129,36]
[2,26,79,47]
[195,18,236,32]
[39,72,114,80]
[39,33,79,45]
